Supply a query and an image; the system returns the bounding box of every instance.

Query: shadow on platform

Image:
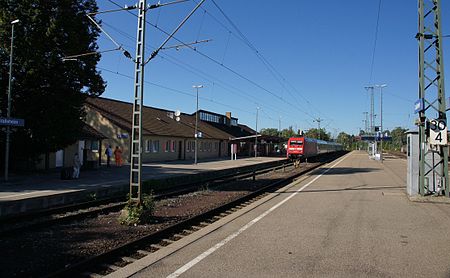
[282,185,404,194]
[314,167,379,175]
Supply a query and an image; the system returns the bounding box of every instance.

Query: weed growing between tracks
[118,194,156,226]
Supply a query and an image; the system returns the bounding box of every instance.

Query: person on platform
[73,153,81,179]
[105,145,113,167]
[114,146,123,167]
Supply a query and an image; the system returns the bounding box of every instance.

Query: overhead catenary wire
[208,0,323,119]
[105,0,318,122]
[99,20,301,119]
[97,66,277,121]
[368,0,382,82]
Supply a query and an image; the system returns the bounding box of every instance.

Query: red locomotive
[286,137,342,160]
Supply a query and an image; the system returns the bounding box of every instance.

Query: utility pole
[193,85,203,164]
[255,107,259,157]
[278,116,281,137]
[127,0,206,203]
[363,112,369,133]
[364,86,375,134]
[129,0,147,203]
[314,118,323,140]
[72,0,207,204]
[375,84,387,163]
[4,19,19,182]
[417,0,448,196]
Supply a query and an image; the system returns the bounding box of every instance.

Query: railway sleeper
[161,238,175,245]
[82,272,103,278]
[150,243,163,250]
[121,256,137,263]
[172,234,184,240]
[137,249,151,256]
[102,263,121,271]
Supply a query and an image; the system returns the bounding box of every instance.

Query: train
[286,137,343,160]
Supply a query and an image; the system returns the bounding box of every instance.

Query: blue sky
[94,0,450,137]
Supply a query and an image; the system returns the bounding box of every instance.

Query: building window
[214,142,218,151]
[90,140,99,152]
[152,140,159,153]
[145,140,152,153]
[165,140,170,152]
[171,140,176,152]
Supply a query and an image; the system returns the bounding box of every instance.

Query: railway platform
[0,156,285,218]
[109,151,450,278]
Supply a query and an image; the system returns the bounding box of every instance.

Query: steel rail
[0,159,290,236]
[47,152,346,278]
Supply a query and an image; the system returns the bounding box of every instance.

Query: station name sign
[415,98,424,113]
[0,117,25,127]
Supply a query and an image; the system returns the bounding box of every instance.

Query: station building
[84,97,234,164]
[34,96,283,170]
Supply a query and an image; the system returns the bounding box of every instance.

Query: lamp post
[255,107,260,157]
[375,84,387,163]
[193,85,203,164]
[4,19,19,181]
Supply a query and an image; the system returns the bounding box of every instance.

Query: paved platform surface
[0,157,284,202]
[110,151,450,278]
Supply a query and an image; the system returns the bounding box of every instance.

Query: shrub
[118,193,156,226]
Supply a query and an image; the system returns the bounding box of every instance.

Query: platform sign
[415,98,424,113]
[429,119,447,145]
[0,117,25,127]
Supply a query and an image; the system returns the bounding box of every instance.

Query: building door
[78,140,85,166]
[55,150,64,167]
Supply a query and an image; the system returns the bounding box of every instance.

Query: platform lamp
[4,19,20,181]
[375,84,387,163]
[255,107,260,157]
[193,85,203,164]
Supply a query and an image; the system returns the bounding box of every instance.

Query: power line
[105,0,317,121]
[369,0,382,82]
[97,66,277,120]
[99,20,302,119]
[209,0,323,119]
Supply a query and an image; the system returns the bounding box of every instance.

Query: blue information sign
[414,99,424,113]
[0,117,25,127]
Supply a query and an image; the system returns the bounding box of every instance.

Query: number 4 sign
[429,119,448,145]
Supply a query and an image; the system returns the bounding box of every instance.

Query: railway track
[0,159,291,236]
[45,152,345,278]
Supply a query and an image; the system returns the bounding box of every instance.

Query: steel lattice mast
[417,0,448,196]
[129,0,147,202]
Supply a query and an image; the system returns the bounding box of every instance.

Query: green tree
[390,127,407,150]
[305,128,331,141]
[281,126,297,138]
[336,132,351,149]
[260,128,279,137]
[0,0,105,168]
